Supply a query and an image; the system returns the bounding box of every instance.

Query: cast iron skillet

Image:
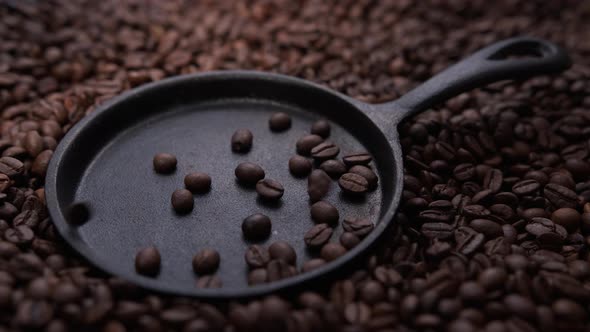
[46,37,570,299]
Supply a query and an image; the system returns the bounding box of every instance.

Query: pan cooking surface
[71,99,383,291]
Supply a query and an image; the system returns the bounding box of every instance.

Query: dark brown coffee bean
[242,213,271,241]
[171,189,193,214]
[483,168,503,193]
[244,245,270,269]
[268,241,296,264]
[0,157,24,178]
[0,173,10,192]
[453,163,475,181]
[525,217,567,239]
[192,248,220,275]
[512,179,540,196]
[235,162,265,185]
[342,152,372,167]
[551,208,580,233]
[288,155,312,177]
[343,218,374,237]
[256,179,284,200]
[153,153,177,174]
[311,119,330,138]
[503,294,536,321]
[310,200,339,225]
[4,225,34,245]
[196,275,222,288]
[15,299,53,328]
[455,227,485,256]
[544,183,578,208]
[65,202,90,225]
[248,268,268,285]
[421,222,454,239]
[469,219,502,238]
[478,267,507,290]
[296,135,324,155]
[319,159,347,177]
[301,258,326,272]
[311,142,340,161]
[348,165,378,190]
[135,246,161,277]
[184,172,211,193]
[339,173,369,194]
[269,112,291,132]
[24,131,43,157]
[308,169,331,202]
[267,259,295,282]
[339,232,360,249]
[304,223,333,248]
[231,129,253,153]
[31,150,53,177]
[321,243,347,262]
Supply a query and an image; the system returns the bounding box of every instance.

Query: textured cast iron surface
[45,37,570,298]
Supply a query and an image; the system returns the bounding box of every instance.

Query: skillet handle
[381,37,571,120]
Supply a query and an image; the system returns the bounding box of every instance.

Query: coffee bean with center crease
[269,112,291,132]
[153,153,177,174]
[525,217,567,239]
[311,119,331,138]
[310,201,339,225]
[171,189,193,214]
[65,202,90,225]
[192,249,220,274]
[308,169,331,202]
[339,173,369,194]
[320,159,347,177]
[348,165,378,190]
[421,222,454,240]
[288,155,312,177]
[342,218,374,237]
[242,213,271,241]
[469,219,503,238]
[304,224,333,248]
[483,168,503,193]
[184,172,211,193]
[256,179,284,200]
[268,241,296,264]
[4,225,34,245]
[311,142,340,161]
[453,163,475,181]
[235,162,265,186]
[0,157,24,178]
[321,243,347,261]
[512,179,540,196]
[296,135,324,156]
[544,183,578,208]
[231,129,253,153]
[455,227,485,256]
[342,152,372,167]
[244,245,270,269]
[267,259,295,282]
[135,246,161,277]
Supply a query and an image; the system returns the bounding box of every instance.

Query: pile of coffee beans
[1,0,590,331]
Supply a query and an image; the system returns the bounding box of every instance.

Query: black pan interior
[48,73,400,297]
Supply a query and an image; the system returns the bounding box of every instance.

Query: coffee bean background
[1,0,590,331]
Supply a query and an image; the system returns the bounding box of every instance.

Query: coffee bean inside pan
[339,173,369,194]
[269,112,291,132]
[256,179,284,200]
[311,119,331,138]
[242,213,272,241]
[153,153,177,174]
[135,246,161,277]
[231,129,253,153]
[235,162,265,186]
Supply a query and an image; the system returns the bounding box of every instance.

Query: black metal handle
[383,37,571,119]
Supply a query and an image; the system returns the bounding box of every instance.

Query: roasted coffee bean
[244,245,270,269]
[152,153,177,174]
[308,169,331,202]
[301,258,326,272]
[483,168,503,193]
[421,222,454,239]
[311,142,340,161]
[304,223,333,248]
[321,243,347,261]
[455,227,485,256]
[453,163,475,181]
[196,275,222,288]
[268,241,296,264]
[544,183,578,208]
[171,189,193,214]
[184,172,211,193]
[248,268,268,285]
[319,159,347,177]
[469,219,502,238]
[269,112,291,132]
[551,208,580,232]
[525,217,567,239]
[296,135,324,155]
[256,179,284,200]
[512,179,540,196]
[348,165,378,190]
[192,249,220,275]
[5,225,34,245]
[310,201,339,225]
[339,173,369,194]
[65,202,90,225]
[231,129,253,153]
[310,119,331,138]
[343,218,374,237]
[235,162,265,185]
[0,174,10,192]
[342,152,372,167]
[31,150,53,177]
[288,155,312,177]
[0,157,24,178]
[267,259,295,282]
[135,246,161,277]
[242,213,271,241]
[339,232,360,249]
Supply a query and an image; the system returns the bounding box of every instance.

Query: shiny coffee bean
[343,218,374,237]
[320,159,347,177]
[288,155,312,177]
[296,135,324,155]
[339,232,360,249]
[308,169,331,202]
[310,200,339,225]
[192,249,220,274]
[339,173,369,194]
[256,179,284,200]
[135,246,161,277]
[310,142,340,161]
[342,152,372,167]
[268,241,296,264]
[320,243,347,261]
[184,172,211,193]
[171,189,193,214]
[242,214,271,241]
[231,129,253,153]
[153,153,177,174]
[551,208,580,232]
[244,245,270,269]
[0,157,24,178]
[311,119,330,138]
[235,162,265,185]
[269,112,291,132]
[348,165,378,190]
[304,224,333,248]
